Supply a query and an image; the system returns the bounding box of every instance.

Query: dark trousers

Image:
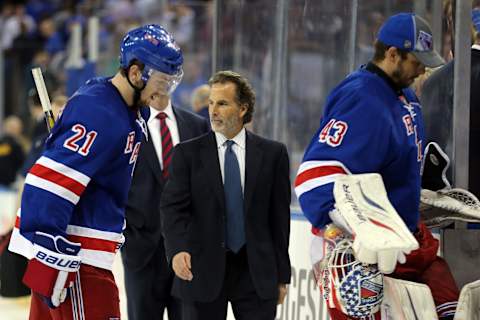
[122,243,181,320]
[182,247,277,320]
[0,232,29,297]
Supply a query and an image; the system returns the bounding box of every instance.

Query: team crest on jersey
[400,97,423,162]
[125,132,141,170]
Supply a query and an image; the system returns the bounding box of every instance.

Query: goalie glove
[333,173,419,274]
[23,232,81,308]
[420,188,480,227]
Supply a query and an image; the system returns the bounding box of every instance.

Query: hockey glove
[333,173,419,274]
[23,232,81,308]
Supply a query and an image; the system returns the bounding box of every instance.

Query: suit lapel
[174,107,189,141]
[142,127,165,184]
[244,132,263,214]
[200,132,225,208]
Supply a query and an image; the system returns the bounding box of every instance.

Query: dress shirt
[215,128,246,193]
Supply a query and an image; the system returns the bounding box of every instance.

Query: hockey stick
[31,67,55,132]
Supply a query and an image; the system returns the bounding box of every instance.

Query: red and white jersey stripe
[9,211,124,271]
[25,156,90,204]
[66,225,124,270]
[295,160,350,198]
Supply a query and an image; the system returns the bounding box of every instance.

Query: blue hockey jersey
[295,65,424,232]
[9,77,147,270]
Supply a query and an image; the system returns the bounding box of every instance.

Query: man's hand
[172,251,193,281]
[277,284,288,304]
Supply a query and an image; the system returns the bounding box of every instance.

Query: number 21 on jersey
[63,124,98,156]
[318,118,348,147]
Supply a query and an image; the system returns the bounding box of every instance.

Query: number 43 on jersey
[318,118,348,147]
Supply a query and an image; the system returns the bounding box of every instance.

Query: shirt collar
[472,44,480,51]
[148,100,174,123]
[215,127,246,149]
[365,61,403,96]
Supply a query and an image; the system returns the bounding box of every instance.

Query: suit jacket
[160,131,291,302]
[421,48,480,197]
[122,107,209,271]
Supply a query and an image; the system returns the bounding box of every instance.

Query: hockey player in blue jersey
[8,24,184,319]
[295,13,459,320]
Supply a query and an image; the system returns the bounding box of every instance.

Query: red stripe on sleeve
[68,235,118,253]
[295,166,347,187]
[29,164,86,196]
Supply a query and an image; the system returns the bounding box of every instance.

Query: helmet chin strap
[126,68,146,108]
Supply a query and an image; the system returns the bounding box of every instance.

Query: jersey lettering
[64,124,97,156]
[318,118,348,147]
[124,132,135,153]
[129,142,141,164]
[402,115,414,136]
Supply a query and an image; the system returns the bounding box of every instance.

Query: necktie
[157,112,172,178]
[224,140,245,252]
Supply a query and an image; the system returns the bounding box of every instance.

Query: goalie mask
[319,228,384,318]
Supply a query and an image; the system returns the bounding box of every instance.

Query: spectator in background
[191,84,210,121]
[38,15,66,56]
[172,54,208,109]
[0,116,25,187]
[161,2,194,49]
[27,88,49,140]
[21,94,67,177]
[1,3,35,51]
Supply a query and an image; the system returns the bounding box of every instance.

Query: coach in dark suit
[121,91,209,320]
[160,71,291,319]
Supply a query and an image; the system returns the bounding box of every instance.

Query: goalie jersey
[295,64,424,232]
[9,77,147,270]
